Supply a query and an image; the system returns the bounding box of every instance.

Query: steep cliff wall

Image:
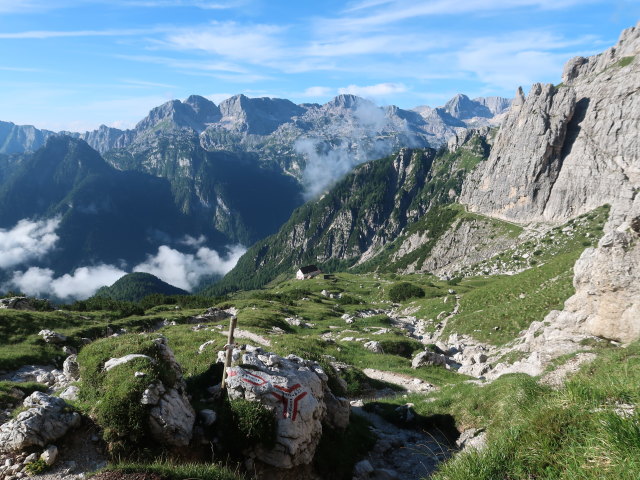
[462,22,640,343]
[461,23,639,225]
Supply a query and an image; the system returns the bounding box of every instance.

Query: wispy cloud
[0,27,164,39]
[301,86,334,97]
[161,21,287,64]
[115,54,248,74]
[0,0,247,13]
[120,78,178,89]
[455,30,599,89]
[0,66,43,72]
[338,82,407,97]
[325,0,604,34]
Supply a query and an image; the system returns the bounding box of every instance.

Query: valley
[0,15,637,480]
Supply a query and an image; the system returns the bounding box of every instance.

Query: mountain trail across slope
[350,403,452,480]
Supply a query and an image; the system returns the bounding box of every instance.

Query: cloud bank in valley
[9,264,127,300]
[1,216,246,299]
[0,217,60,268]
[134,244,246,291]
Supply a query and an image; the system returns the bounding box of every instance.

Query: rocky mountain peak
[183,95,222,124]
[218,94,306,135]
[562,20,639,84]
[134,99,209,133]
[443,93,511,121]
[325,94,372,110]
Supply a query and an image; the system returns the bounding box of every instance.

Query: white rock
[40,445,58,466]
[0,393,80,453]
[59,386,79,402]
[364,341,383,353]
[104,354,154,371]
[38,330,67,344]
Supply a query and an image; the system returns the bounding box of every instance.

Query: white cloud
[8,264,127,299]
[325,0,603,34]
[338,82,407,97]
[301,86,334,97]
[51,265,127,299]
[8,267,54,297]
[179,234,207,247]
[455,31,589,89]
[162,21,287,64]
[0,218,60,269]
[134,244,246,291]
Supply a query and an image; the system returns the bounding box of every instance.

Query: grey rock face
[0,392,81,453]
[0,121,55,154]
[460,83,577,222]
[147,387,195,447]
[222,344,350,468]
[218,94,305,135]
[572,212,640,343]
[461,21,640,343]
[462,22,639,225]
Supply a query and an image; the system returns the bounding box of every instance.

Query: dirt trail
[363,368,436,393]
[351,404,452,480]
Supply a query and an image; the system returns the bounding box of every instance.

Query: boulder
[223,345,350,468]
[62,355,80,381]
[411,350,448,368]
[38,330,67,344]
[40,445,58,466]
[147,387,195,447]
[141,338,195,447]
[364,341,383,353]
[0,297,34,310]
[0,392,81,453]
[59,386,79,401]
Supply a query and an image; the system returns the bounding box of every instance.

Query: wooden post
[221,316,238,390]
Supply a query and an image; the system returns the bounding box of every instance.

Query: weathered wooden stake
[221,315,238,390]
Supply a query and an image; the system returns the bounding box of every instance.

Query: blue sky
[0,0,637,132]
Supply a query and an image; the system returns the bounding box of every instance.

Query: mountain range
[0,92,509,295]
[212,20,640,350]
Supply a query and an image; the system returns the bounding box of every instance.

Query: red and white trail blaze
[228,368,308,421]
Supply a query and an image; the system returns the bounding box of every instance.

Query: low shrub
[215,397,276,454]
[388,282,425,303]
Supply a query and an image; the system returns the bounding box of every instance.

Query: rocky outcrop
[0,392,81,453]
[461,22,640,343]
[460,83,577,222]
[569,208,640,343]
[222,345,349,469]
[462,22,639,225]
[0,297,34,310]
[144,337,195,446]
[97,337,195,447]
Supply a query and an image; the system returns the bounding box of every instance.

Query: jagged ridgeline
[206,130,493,294]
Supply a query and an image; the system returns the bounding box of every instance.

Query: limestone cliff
[461,23,639,225]
[462,22,640,342]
